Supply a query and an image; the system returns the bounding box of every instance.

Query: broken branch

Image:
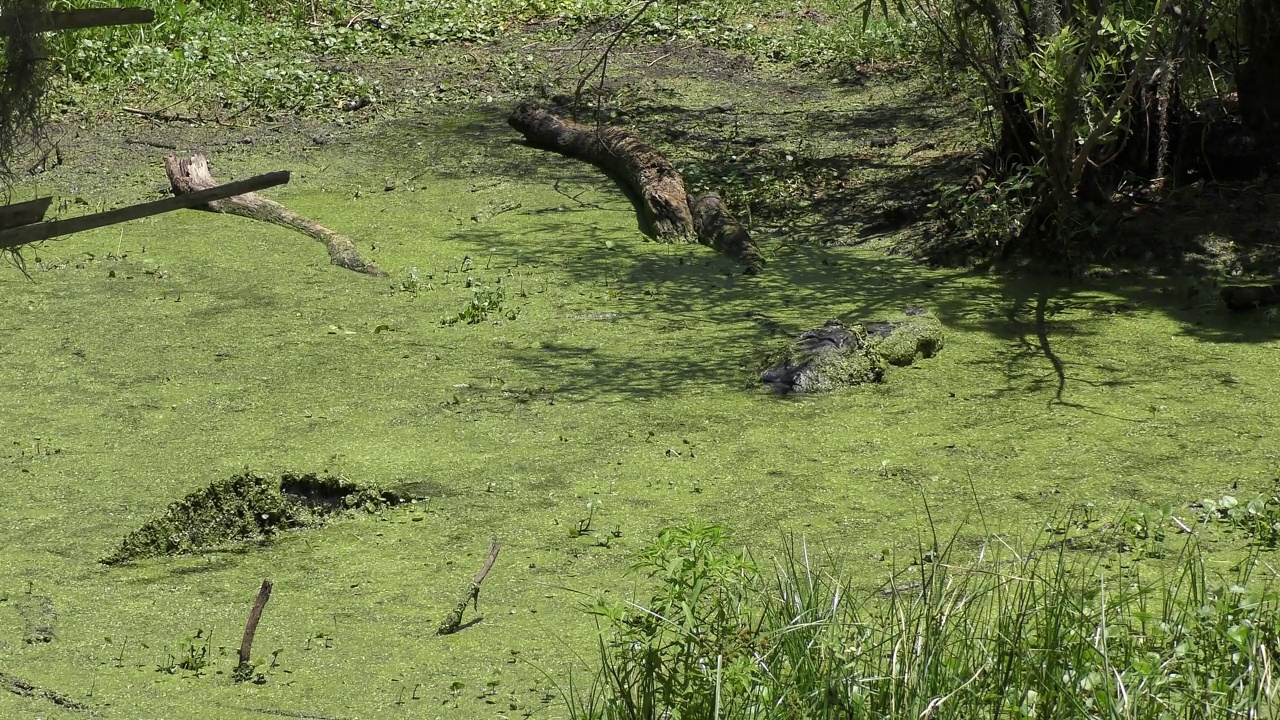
[236,578,274,679]
[165,154,385,276]
[437,539,501,635]
[0,171,289,250]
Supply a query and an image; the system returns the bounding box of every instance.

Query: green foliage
[929,170,1035,252]
[570,522,1280,719]
[577,522,760,719]
[1121,503,1174,557]
[859,0,1241,252]
[442,282,515,325]
[1201,493,1280,547]
[156,628,211,676]
[42,0,924,119]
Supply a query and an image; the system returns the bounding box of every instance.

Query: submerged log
[508,101,696,240]
[164,154,385,277]
[760,308,943,394]
[691,192,764,274]
[1221,283,1280,311]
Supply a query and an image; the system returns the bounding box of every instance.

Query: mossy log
[164,154,385,277]
[508,102,763,270]
[761,308,943,394]
[1221,283,1280,311]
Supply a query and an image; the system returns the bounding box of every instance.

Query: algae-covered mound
[760,308,943,394]
[103,471,397,565]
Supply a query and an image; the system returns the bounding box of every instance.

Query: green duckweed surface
[2,85,1280,719]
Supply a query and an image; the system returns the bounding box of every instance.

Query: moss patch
[102,472,398,565]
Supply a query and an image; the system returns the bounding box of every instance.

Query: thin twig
[437,539,501,635]
[236,579,274,677]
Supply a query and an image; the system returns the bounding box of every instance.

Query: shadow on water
[377,102,1280,402]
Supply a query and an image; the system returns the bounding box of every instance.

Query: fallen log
[509,101,696,241]
[1221,283,1280,311]
[691,192,764,274]
[0,171,290,251]
[508,102,764,271]
[0,8,155,35]
[164,154,384,277]
[0,196,51,230]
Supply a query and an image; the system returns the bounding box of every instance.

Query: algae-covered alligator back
[760,308,943,394]
[102,472,402,565]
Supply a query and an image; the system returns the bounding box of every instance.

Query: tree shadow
[390,91,1280,403]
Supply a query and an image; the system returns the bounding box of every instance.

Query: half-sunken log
[508,101,695,240]
[691,192,764,274]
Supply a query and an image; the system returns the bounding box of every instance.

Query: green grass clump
[571,522,1280,719]
[103,471,390,564]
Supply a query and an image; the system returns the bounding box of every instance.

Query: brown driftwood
[508,102,696,240]
[437,539,500,635]
[0,171,290,251]
[0,8,154,35]
[165,154,384,276]
[0,196,51,230]
[235,578,273,681]
[1222,283,1280,311]
[691,192,764,274]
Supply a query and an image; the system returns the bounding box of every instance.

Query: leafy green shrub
[930,169,1036,252]
[576,523,761,719]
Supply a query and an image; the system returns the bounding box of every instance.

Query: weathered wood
[1222,283,1280,311]
[0,8,155,35]
[438,539,501,635]
[508,102,696,240]
[0,171,290,250]
[165,154,385,277]
[0,196,51,230]
[690,192,764,274]
[236,579,274,679]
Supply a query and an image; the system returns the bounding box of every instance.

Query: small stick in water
[438,540,501,635]
[236,579,274,681]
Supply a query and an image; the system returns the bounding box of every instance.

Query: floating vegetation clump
[103,471,398,565]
